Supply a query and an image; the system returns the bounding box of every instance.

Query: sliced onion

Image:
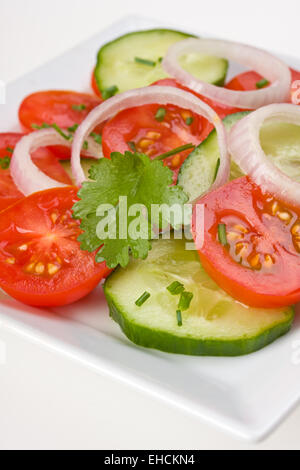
[162,38,291,109]
[10,129,102,196]
[72,85,229,193]
[229,103,300,205]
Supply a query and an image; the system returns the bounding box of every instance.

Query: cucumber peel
[104,238,294,356]
[95,29,228,95]
[178,112,248,202]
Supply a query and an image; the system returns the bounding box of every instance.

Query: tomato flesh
[226,68,300,104]
[192,177,300,308]
[18,90,103,159]
[102,78,239,181]
[0,133,72,212]
[0,187,110,307]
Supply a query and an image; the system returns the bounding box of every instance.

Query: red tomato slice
[91,68,102,98]
[192,176,300,308]
[0,133,72,212]
[226,68,300,104]
[18,90,103,159]
[0,187,110,307]
[102,78,239,181]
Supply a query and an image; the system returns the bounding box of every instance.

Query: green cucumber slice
[95,29,228,94]
[60,158,94,181]
[104,238,294,356]
[177,112,248,202]
[260,122,300,182]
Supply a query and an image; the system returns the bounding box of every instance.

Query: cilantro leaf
[72,151,188,268]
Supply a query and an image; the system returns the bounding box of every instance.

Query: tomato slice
[18,90,103,159]
[0,133,72,212]
[192,176,300,308]
[226,68,300,103]
[102,78,239,181]
[0,187,110,307]
[91,68,102,98]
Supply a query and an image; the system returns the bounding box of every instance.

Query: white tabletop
[0,0,300,450]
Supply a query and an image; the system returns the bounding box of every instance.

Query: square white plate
[1,15,300,443]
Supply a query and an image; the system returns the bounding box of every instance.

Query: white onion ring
[162,38,291,109]
[229,103,300,205]
[72,85,229,193]
[10,129,102,196]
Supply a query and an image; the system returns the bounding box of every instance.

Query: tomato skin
[91,68,102,97]
[0,133,72,212]
[18,90,103,159]
[192,177,300,308]
[102,78,239,181]
[0,187,111,307]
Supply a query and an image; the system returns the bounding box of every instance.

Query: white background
[0,0,300,450]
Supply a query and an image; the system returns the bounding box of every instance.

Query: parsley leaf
[72,151,188,268]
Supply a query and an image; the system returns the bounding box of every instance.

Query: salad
[1,28,300,356]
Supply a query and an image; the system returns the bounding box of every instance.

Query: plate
[1,15,300,443]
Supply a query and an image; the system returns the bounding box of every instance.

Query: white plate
[1,16,300,443]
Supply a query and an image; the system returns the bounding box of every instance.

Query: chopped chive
[31,123,51,130]
[213,158,220,182]
[0,156,10,169]
[135,291,151,307]
[134,57,156,67]
[67,124,79,133]
[167,281,185,295]
[155,107,166,122]
[178,291,193,311]
[90,132,102,145]
[185,117,194,126]
[83,140,89,150]
[127,141,137,152]
[154,143,195,161]
[6,147,13,153]
[256,78,269,89]
[51,123,72,140]
[176,310,183,327]
[218,223,227,246]
[72,104,86,111]
[158,57,163,63]
[102,85,118,100]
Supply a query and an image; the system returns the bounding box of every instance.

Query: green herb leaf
[213,158,220,183]
[185,117,194,126]
[6,147,13,154]
[218,223,227,246]
[155,107,166,122]
[134,57,156,67]
[90,132,102,145]
[51,123,72,141]
[135,291,151,307]
[176,309,183,327]
[154,144,195,161]
[178,291,193,311]
[167,281,185,295]
[67,124,79,133]
[72,151,188,268]
[127,141,137,152]
[256,78,269,89]
[0,156,10,169]
[102,85,119,100]
[31,123,51,130]
[72,104,87,111]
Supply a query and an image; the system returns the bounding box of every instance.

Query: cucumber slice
[260,122,300,182]
[95,29,228,94]
[178,112,248,202]
[104,238,294,356]
[60,158,94,181]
